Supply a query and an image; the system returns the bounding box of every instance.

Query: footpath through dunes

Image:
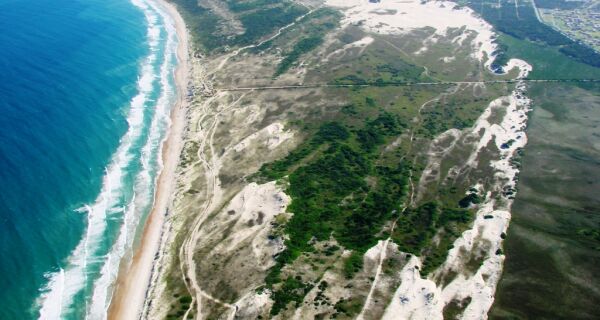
[141,0,600,319]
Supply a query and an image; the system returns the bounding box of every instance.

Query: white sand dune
[381,63,532,319]
[326,0,498,67]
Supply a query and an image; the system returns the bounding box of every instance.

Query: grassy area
[226,0,280,12]
[490,83,600,319]
[464,0,600,69]
[274,36,324,77]
[419,97,486,138]
[330,51,429,85]
[498,33,600,80]
[236,5,307,46]
[391,202,474,276]
[259,112,411,313]
[169,0,307,53]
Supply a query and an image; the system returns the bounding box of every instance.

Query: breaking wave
[37,0,178,318]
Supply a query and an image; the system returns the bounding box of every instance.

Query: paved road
[216,78,600,92]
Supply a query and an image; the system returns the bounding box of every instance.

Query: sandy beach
[107,0,189,318]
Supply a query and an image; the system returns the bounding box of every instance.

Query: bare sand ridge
[326,0,498,68]
[105,0,539,318]
[107,0,189,318]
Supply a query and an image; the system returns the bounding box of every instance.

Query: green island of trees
[258,110,477,313]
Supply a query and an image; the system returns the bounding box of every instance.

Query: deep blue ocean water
[0,0,178,318]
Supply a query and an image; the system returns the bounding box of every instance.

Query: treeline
[467,0,600,69]
[274,36,324,76]
[534,0,584,9]
[259,113,410,314]
[273,8,339,76]
[171,0,307,53]
[392,202,473,276]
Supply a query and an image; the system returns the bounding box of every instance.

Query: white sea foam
[37,0,178,318]
[85,0,178,318]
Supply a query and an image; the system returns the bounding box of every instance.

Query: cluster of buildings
[544,7,600,51]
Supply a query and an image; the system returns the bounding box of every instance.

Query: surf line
[37,0,178,318]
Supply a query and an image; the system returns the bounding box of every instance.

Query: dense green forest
[259,116,412,315]
[258,105,477,313]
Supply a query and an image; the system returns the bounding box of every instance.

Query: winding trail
[177,4,326,318]
[179,93,249,319]
[212,6,318,75]
[357,84,467,319]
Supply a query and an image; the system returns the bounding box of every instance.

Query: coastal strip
[107,0,189,319]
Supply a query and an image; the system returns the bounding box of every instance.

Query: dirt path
[212,6,318,74]
[356,84,466,319]
[177,6,323,318]
[180,94,245,319]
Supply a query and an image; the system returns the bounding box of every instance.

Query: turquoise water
[0,0,178,318]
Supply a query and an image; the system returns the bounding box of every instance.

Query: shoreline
[107,0,189,318]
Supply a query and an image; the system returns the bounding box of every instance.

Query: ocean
[0,0,178,318]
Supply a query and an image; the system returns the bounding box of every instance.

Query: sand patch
[326,0,497,67]
[232,122,294,152]
[381,64,532,320]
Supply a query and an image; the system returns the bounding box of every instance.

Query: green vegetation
[334,297,364,317]
[494,34,600,79]
[392,202,473,276]
[256,78,492,312]
[356,112,403,151]
[258,122,350,180]
[165,294,193,319]
[272,8,339,76]
[226,0,280,12]
[443,297,472,320]
[275,36,324,76]
[237,5,307,46]
[258,89,483,311]
[269,277,313,315]
[171,0,307,53]
[465,0,600,69]
[418,90,497,138]
[260,113,411,313]
[458,192,482,208]
[332,59,427,85]
[170,0,221,51]
[343,251,364,279]
[318,33,429,85]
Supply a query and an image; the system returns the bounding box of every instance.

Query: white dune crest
[326,0,499,67]
[381,64,532,319]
